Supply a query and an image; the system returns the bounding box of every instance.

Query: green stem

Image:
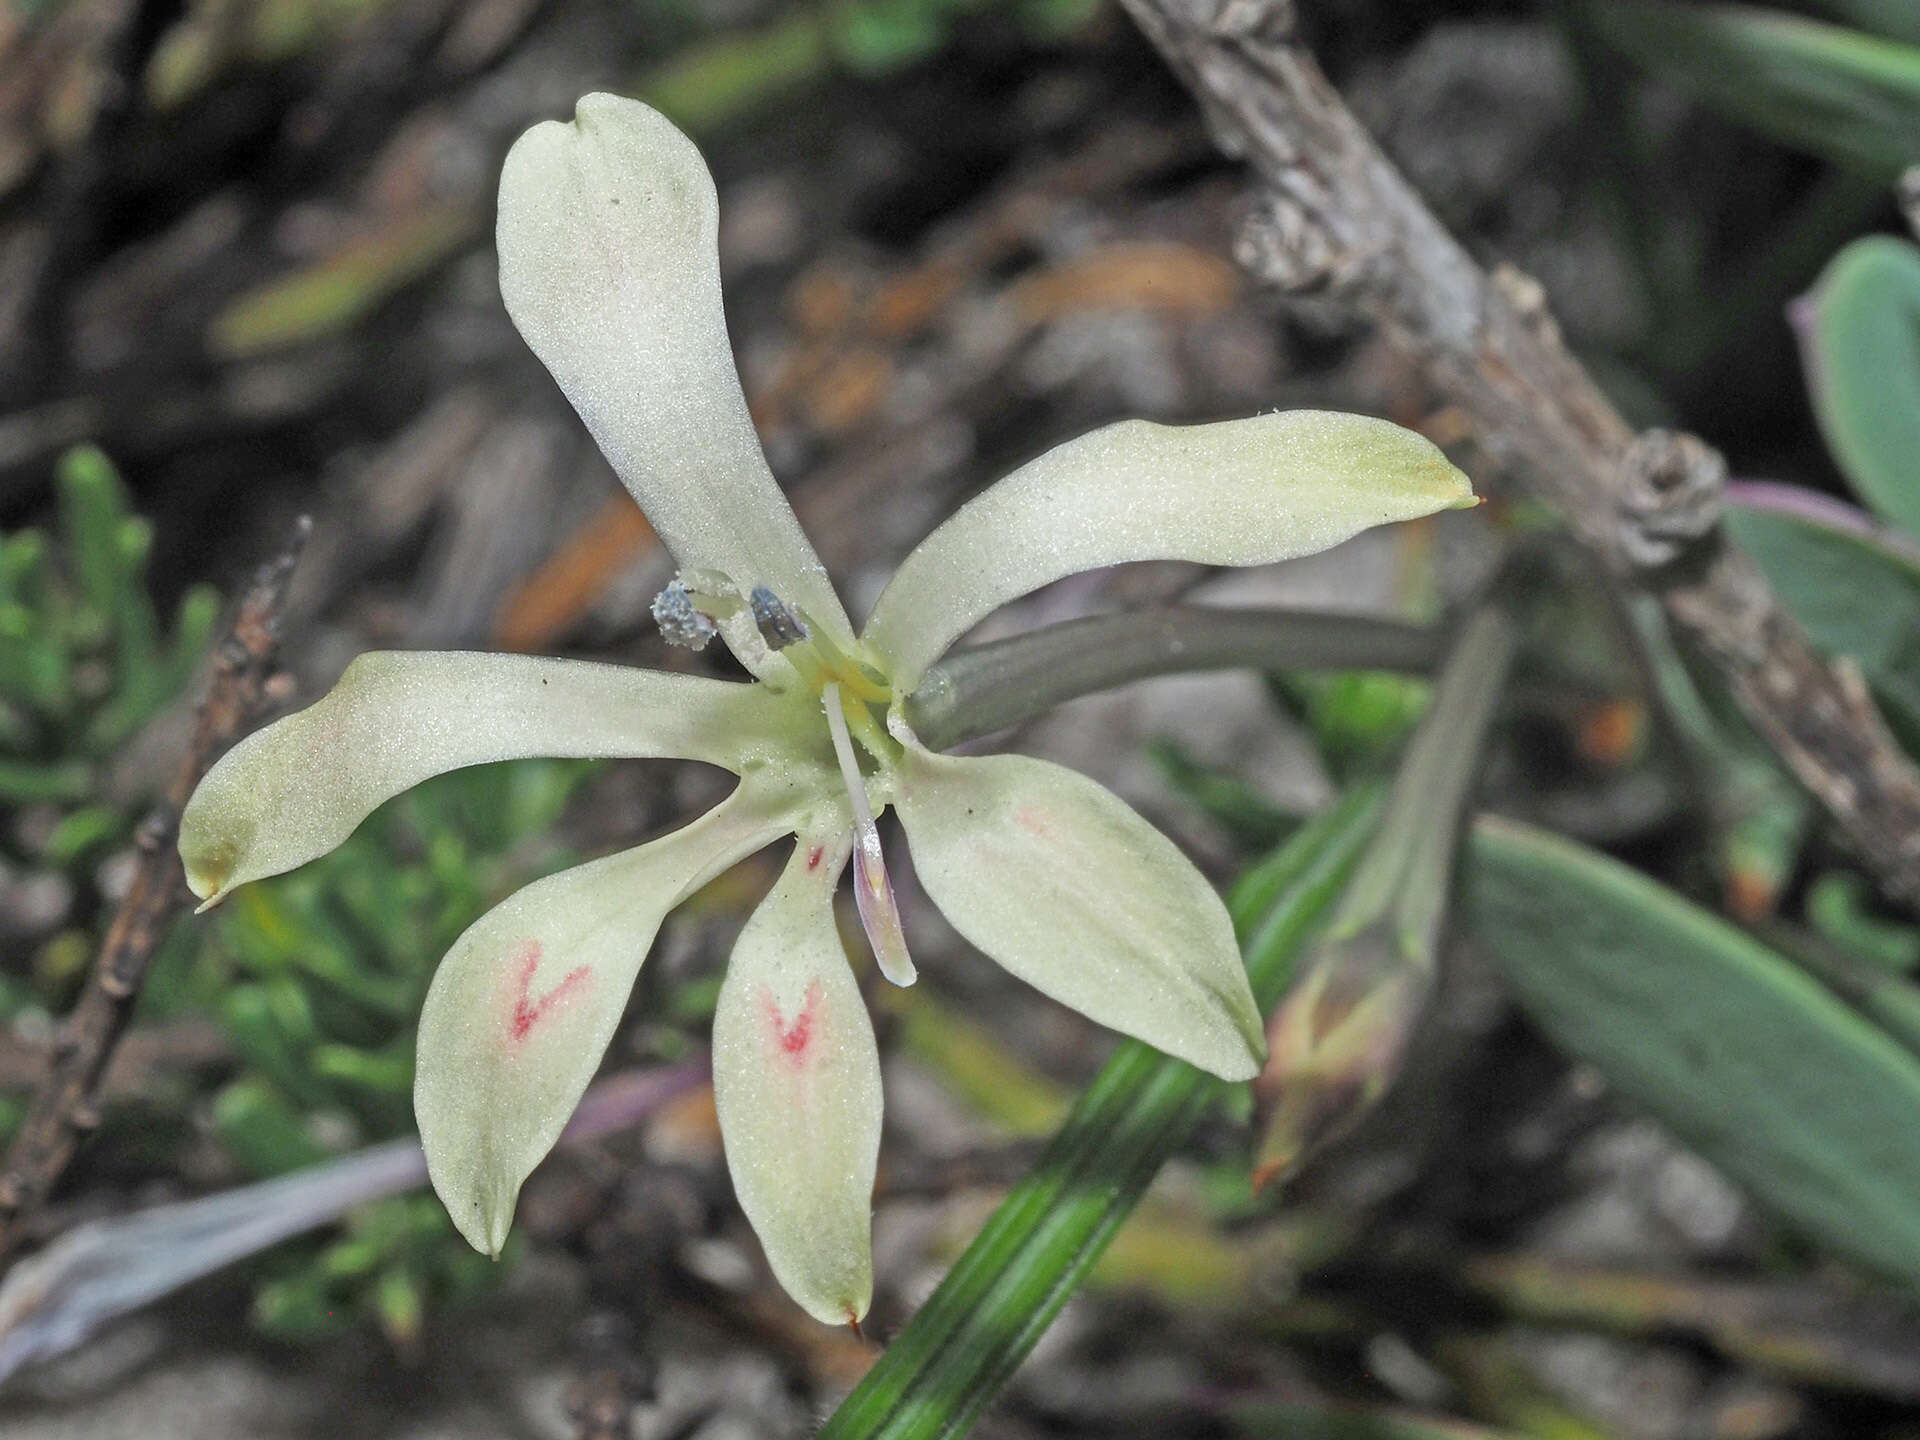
[1337,602,1523,958]
[903,606,1440,751]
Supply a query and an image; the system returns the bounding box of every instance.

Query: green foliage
[0,446,217,802]
[0,446,218,1044]
[1724,494,1920,747]
[819,787,1383,1440]
[150,757,593,1342]
[1802,0,1920,46]
[1229,1401,1524,1440]
[249,1193,501,1346]
[1590,3,1920,178]
[1147,738,1299,850]
[1275,671,1432,783]
[1468,817,1920,1290]
[1796,236,1920,537]
[1806,869,1920,972]
[0,458,595,1348]
[827,0,1098,73]
[638,0,1102,133]
[640,13,831,134]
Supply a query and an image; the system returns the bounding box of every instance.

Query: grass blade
[1592,2,1920,177]
[820,785,1385,1440]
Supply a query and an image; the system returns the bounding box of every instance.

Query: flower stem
[903,606,1441,751]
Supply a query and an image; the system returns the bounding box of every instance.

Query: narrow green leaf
[56,446,130,628]
[637,13,831,134]
[1231,1399,1525,1440]
[1806,869,1920,972]
[1149,738,1299,851]
[0,757,92,804]
[819,785,1384,1440]
[208,209,475,359]
[1803,0,1920,47]
[0,531,47,609]
[1756,917,1920,1061]
[1591,3,1920,176]
[211,1076,331,1177]
[1467,817,1920,1288]
[42,805,123,864]
[167,583,221,687]
[1797,237,1920,537]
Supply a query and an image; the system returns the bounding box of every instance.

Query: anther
[749,585,808,650]
[822,682,917,987]
[651,581,717,650]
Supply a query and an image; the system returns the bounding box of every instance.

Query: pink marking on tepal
[504,941,592,1046]
[806,845,825,872]
[762,980,824,1066]
[1013,804,1057,841]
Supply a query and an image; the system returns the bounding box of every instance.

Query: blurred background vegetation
[5,0,1920,1437]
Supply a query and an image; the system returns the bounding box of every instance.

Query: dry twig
[0,517,310,1258]
[1119,0,1920,905]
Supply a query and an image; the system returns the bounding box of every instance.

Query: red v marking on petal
[762,980,824,1066]
[506,941,591,1044]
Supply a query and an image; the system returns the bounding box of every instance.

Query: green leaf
[208,209,476,360]
[0,757,92,804]
[1467,817,1920,1288]
[1723,488,1920,746]
[1797,236,1920,537]
[1149,738,1299,851]
[56,446,131,630]
[638,12,831,134]
[1802,0,1920,47]
[830,0,952,73]
[1278,670,1432,782]
[1756,917,1920,1061]
[818,784,1384,1440]
[0,531,47,610]
[212,1076,331,1177]
[1230,1399,1525,1440]
[1806,869,1920,972]
[1591,3,1920,176]
[42,805,124,864]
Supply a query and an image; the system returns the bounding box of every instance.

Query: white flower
[177,94,1475,1326]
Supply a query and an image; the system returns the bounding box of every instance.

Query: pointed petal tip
[1175,1011,1262,1081]
[864,409,1485,691]
[178,820,238,904]
[484,1201,512,1259]
[1209,1043,1264,1085]
[714,840,882,1327]
[793,1281,872,1328]
[182,852,232,910]
[1419,449,1476,512]
[443,1183,514,1259]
